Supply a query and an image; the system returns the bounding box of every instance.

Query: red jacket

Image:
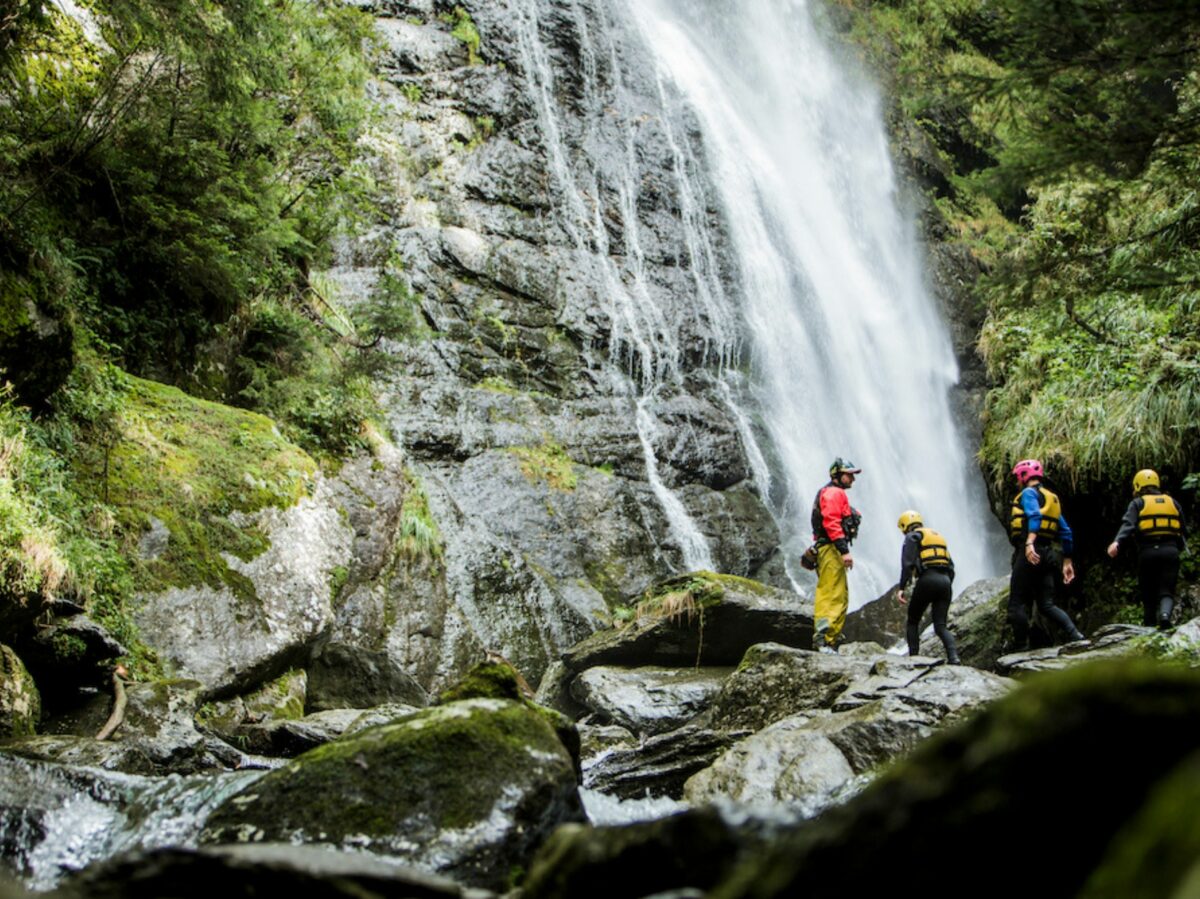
[811,483,858,554]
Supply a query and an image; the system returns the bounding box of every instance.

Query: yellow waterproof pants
[814,543,848,648]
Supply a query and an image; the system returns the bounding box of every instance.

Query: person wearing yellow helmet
[1107,469,1189,629]
[895,510,960,664]
[810,457,863,654]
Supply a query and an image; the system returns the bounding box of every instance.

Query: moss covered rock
[201,698,584,890]
[437,658,528,704]
[91,375,365,696]
[0,644,40,737]
[561,572,809,672]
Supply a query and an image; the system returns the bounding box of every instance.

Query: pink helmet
[1012,459,1043,485]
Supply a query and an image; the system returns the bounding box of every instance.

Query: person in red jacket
[810,457,863,653]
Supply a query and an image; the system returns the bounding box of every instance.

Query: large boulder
[0,645,40,738]
[708,659,1200,898]
[570,665,730,736]
[706,643,875,733]
[201,698,583,891]
[57,844,480,899]
[305,643,428,712]
[685,654,1012,814]
[561,573,809,673]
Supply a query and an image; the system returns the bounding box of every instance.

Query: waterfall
[504,0,1001,593]
[605,0,1002,595]
[510,0,724,571]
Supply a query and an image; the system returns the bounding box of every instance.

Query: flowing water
[513,0,1002,595]
[0,754,264,890]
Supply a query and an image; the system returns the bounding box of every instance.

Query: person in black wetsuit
[895,510,960,664]
[1107,468,1189,629]
[1007,458,1087,650]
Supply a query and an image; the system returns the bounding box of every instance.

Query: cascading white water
[510,0,723,570]
[619,0,1002,596]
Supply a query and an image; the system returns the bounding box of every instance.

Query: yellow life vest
[1009,486,1062,540]
[917,528,952,569]
[1138,494,1182,538]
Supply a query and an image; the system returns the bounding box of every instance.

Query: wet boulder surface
[524,658,1200,899]
[200,698,583,892]
[55,844,483,899]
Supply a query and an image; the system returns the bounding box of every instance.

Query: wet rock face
[133,474,356,699]
[201,698,584,891]
[317,0,781,691]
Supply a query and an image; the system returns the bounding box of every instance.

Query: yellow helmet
[897,510,923,532]
[1132,469,1160,493]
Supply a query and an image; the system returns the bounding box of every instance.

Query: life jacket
[1009,485,1062,541]
[915,527,952,572]
[811,486,861,546]
[1138,494,1182,539]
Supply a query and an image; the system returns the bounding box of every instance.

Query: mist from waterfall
[624,0,1003,596]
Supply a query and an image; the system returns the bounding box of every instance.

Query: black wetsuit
[1112,491,1188,628]
[899,529,959,663]
[1008,483,1085,649]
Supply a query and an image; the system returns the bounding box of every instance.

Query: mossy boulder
[0,644,40,737]
[707,643,875,733]
[93,375,364,696]
[561,572,809,672]
[440,659,581,779]
[201,698,584,890]
[437,658,529,704]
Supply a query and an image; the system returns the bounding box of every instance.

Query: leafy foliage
[0,0,375,378]
[847,0,1200,501]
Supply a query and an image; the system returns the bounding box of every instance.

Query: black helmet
[829,457,863,478]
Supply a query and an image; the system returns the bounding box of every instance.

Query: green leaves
[1,0,374,379]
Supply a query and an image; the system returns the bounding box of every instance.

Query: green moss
[443,6,482,65]
[328,564,349,603]
[75,374,315,595]
[48,632,88,664]
[397,470,443,562]
[438,660,525,704]
[476,375,521,395]
[509,439,578,491]
[204,699,568,838]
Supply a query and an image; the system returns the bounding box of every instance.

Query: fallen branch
[95,664,129,741]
